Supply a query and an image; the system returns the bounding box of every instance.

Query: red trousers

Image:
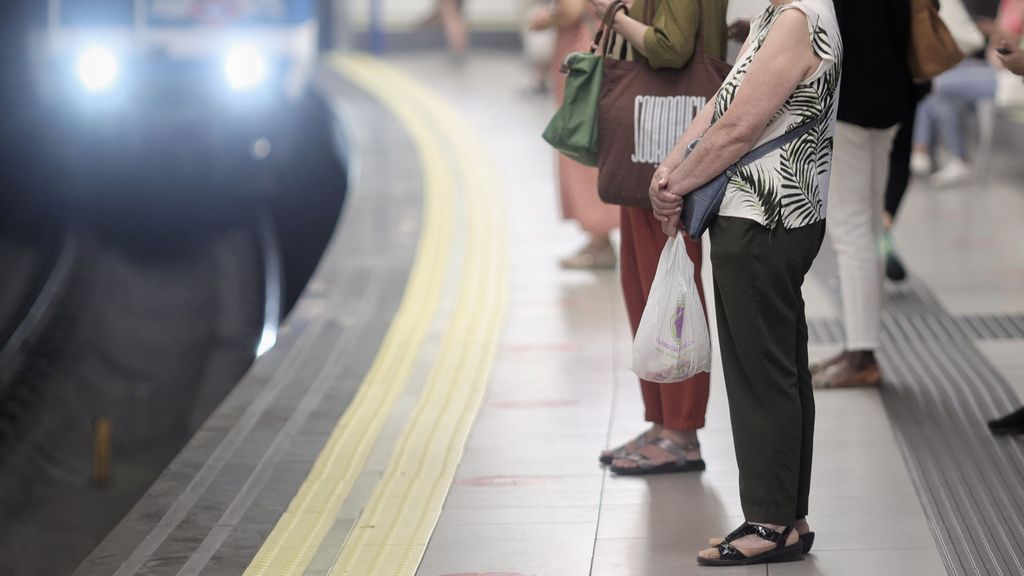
[620,206,711,431]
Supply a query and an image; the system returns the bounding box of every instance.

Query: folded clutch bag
[680,110,829,241]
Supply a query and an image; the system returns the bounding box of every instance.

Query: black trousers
[710,216,826,526]
[885,82,930,217]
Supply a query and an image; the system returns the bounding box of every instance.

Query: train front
[39,0,318,197]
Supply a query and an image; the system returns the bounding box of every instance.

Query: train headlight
[224,46,267,91]
[77,47,119,92]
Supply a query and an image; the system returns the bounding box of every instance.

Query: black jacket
[833,0,913,128]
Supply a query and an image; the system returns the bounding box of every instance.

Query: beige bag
[907,0,965,81]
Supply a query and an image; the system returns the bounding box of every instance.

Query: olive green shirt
[631,0,729,69]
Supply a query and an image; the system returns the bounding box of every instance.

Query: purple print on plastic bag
[673,303,685,341]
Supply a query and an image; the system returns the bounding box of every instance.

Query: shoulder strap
[589,0,628,56]
[737,107,832,167]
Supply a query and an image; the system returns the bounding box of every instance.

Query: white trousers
[827,122,898,351]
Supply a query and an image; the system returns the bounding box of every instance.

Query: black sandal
[697,523,804,567]
[608,437,705,476]
[712,523,815,554]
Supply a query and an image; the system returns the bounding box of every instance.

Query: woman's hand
[589,0,628,21]
[650,165,683,235]
[996,40,1024,76]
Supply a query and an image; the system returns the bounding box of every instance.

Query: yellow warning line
[327,59,507,576]
[244,53,506,576]
[243,54,457,576]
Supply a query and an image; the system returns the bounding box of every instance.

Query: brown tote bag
[597,0,731,208]
[907,0,964,82]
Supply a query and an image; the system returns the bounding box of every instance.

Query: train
[33,0,321,198]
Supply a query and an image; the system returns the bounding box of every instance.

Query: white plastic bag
[631,232,712,383]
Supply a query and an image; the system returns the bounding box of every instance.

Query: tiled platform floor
[386,51,1024,576]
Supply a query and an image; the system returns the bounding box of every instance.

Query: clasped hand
[649,165,684,236]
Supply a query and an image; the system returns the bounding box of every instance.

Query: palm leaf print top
[713,0,843,230]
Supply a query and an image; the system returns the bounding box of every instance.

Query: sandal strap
[746,524,790,547]
[622,451,658,469]
[648,437,699,461]
[722,522,758,543]
[607,431,654,458]
[722,522,786,545]
[712,525,794,560]
[713,542,747,561]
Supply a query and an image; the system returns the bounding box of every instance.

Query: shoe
[698,524,804,567]
[930,158,972,187]
[886,251,908,282]
[988,407,1024,435]
[809,352,843,376]
[599,429,656,465]
[812,354,882,389]
[710,529,815,554]
[560,242,616,270]
[910,151,931,176]
[881,232,908,282]
[609,437,705,475]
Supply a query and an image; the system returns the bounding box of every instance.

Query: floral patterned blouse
[713,0,843,230]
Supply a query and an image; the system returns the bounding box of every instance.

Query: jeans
[913,60,997,159]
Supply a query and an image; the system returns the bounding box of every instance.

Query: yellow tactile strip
[243,53,506,576]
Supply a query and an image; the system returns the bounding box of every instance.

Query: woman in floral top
[649,0,841,566]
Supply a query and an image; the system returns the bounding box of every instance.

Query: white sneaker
[930,158,972,187]
[910,152,931,176]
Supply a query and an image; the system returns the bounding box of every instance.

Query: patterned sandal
[599,430,655,465]
[697,523,804,567]
[608,437,705,475]
[709,523,816,554]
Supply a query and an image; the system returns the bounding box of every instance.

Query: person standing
[531,0,620,269]
[650,0,842,563]
[885,0,985,279]
[588,0,729,474]
[419,0,470,60]
[811,0,912,389]
[986,6,1024,436]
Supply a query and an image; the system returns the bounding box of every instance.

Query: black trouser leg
[885,83,930,217]
[795,297,815,519]
[710,217,824,526]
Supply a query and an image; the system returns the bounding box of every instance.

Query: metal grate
[958,315,1024,341]
[808,314,1024,345]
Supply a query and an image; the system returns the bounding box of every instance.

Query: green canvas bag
[541,1,625,167]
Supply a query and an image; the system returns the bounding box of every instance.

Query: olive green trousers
[710,216,826,526]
